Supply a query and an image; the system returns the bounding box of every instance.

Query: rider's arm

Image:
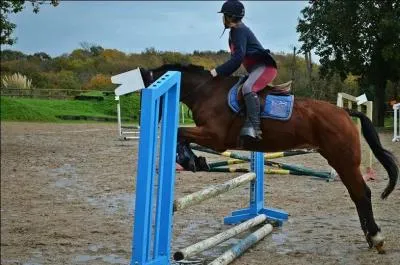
[215,27,247,76]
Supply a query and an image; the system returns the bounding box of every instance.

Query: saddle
[235,75,293,97]
[235,76,293,109]
[227,76,294,121]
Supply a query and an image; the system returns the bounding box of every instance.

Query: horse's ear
[139,67,146,76]
[139,67,152,87]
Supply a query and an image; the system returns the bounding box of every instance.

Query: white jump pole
[181,104,185,124]
[208,223,273,265]
[173,214,268,261]
[116,96,122,137]
[394,103,400,142]
[112,68,145,141]
[173,172,256,212]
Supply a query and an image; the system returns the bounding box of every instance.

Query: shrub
[1,72,33,89]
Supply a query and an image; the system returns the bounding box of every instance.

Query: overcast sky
[3,1,308,57]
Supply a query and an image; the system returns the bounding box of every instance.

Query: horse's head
[139,67,154,88]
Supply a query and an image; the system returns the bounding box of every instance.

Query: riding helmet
[218,0,245,18]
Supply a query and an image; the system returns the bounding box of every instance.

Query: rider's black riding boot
[240,92,262,141]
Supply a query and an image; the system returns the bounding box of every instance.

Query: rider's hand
[210,69,218,77]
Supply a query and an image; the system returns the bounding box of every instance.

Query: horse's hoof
[195,156,210,171]
[375,242,386,254]
[371,232,386,254]
[365,235,374,249]
[188,158,197,173]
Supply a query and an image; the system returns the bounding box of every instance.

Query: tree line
[1,45,368,101]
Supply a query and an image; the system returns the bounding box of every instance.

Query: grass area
[79,91,107,97]
[0,93,194,124]
[0,94,139,122]
[384,115,395,129]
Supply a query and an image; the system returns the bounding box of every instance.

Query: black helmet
[218,0,245,18]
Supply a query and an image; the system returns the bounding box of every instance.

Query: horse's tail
[346,109,399,199]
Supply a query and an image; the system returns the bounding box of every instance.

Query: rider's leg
[240,65,277,140]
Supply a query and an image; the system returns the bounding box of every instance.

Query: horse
[139,63,398,254]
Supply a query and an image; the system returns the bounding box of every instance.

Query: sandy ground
[1,122,399,265]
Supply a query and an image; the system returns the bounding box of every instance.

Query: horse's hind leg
[348,173,385,253]
[353,183,385,252]
[325,155,385,253]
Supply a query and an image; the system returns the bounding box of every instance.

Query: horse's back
[253,98,358,152]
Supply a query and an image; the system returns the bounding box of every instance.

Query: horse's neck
[180,74,209,109]
[181,76,238,110]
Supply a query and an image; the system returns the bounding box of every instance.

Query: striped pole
[209,167,292,175]
[191,144,315,159]
[264,149,315,159]
[191,145,332,180]
[266,160,332,179]
[208,159,248,168]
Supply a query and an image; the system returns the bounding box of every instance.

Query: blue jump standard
[224,152,288,226]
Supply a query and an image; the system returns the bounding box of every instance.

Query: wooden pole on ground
[173,214,268,261]
[173,172,256,212]
[208,223,273,265]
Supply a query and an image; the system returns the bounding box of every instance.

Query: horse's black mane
[151,63,208,74]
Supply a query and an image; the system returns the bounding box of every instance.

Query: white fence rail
[393,103,400,142]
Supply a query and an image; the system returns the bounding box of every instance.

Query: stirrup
[240,126,262,141]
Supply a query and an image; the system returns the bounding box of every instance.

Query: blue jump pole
[131,71,181,265]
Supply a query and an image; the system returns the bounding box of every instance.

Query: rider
[210,0,277,141]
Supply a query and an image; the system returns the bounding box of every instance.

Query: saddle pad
[228,85,294,121]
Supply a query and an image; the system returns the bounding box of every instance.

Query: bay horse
[140,63,398,254]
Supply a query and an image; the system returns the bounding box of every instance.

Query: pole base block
[224,207,288,226]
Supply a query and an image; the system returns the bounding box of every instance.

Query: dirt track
[1,122,399,265]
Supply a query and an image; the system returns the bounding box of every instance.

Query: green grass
[1,97,58,122]
[1,94,194,124]
[79,91,106,97]
[384,115,394,129]
[0,95,137,122]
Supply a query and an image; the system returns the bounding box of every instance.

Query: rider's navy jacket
[216,22,269,76]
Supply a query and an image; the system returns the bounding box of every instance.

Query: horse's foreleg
[176,126,218,171]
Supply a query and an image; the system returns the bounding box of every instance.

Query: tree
[79,42,104,57]
[43,70,80,90]
[1,0,59,45]
[83,74,113,91]
[30,52,51,60]
[297,0,400,125]
[0,49,27,61]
